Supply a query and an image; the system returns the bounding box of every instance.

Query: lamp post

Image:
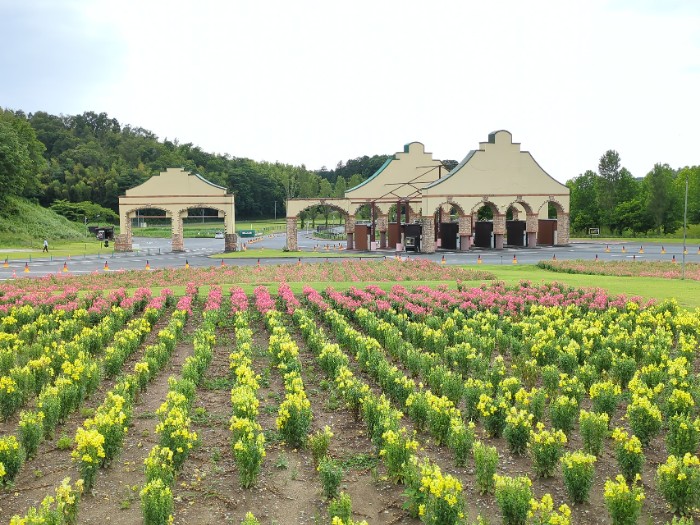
[682,171,688,280]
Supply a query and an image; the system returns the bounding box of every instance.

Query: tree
[567,170,600,232]
[595,150,640,231]
[0,109,46,201]
[676,166,700,224]
[334,176,347,198]
[644,163,681,234]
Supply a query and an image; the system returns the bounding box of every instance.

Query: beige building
[115,168,237,252]
[286,130,570,252]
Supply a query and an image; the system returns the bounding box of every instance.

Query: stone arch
[431,201,467,251]
[116,168,236,252]
[536,198,569,245]
[285,200,350,252]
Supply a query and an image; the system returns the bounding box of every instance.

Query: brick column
[114,233,132,252]
[345,216,356,250]
[171,216,184,252]
[286,217,298,251]
[526,213,539,248]
[493,214,506,250]
[377,215,388,249]
[458,215,472,251]
[421,216,436,253]
[224,233,238,252]
[557,213,570,245]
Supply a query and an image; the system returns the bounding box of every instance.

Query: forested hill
[0,107,393,219]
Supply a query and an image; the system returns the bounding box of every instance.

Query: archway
[471,201,502,248]
[537,199,569,245]
[433,202,466,251]
[116,168,236,252]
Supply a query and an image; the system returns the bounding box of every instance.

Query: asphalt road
[1,234,698,280]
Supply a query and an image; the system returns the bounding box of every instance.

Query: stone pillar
[557,213,570,245]
[171,216,184,252]
[345,216,356,250]
[286,217,298,251]
[115,212,132,252]
[377,215,388,249]
[458,215,472,251]
[493,214,506,250]
[526,213,539,248]
[114,233,132,252]
[421,216,436,253]
[224,233,238,252]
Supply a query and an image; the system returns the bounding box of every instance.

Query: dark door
[474,221,493,248]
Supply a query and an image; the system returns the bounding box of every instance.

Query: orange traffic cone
[512,254,517,264]
[661,246,666,254]
[639,246,644,254]
[672,255,677,263]
[63,262,68,273]
[595,254,599,262]
[2,258,8,268]
[146,260,150,270]
[552,253,557,261]
[257,259,260,267]
[24,262,29,273]
[621,245,627,253]
[605,245,610,253]
[220,259,225,268]
[477,255,482,264]
[441,255,446,264]
[697,246,700,255]
[185,260,189,269]
[297,258,301,267]
[103,261,109,271]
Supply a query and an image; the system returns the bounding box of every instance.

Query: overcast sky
[1,0,698,183]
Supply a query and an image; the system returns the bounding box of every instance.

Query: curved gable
[425,130,567,195]
[125,167,229,197]
[345,142,446,200]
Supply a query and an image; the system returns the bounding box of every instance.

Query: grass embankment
[0,196,86,247]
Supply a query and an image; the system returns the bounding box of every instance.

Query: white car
[214,231,224,239]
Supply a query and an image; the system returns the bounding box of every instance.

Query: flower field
[1,262,700,525]
[537,260,700,281]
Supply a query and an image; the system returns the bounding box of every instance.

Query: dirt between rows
[1,308,691,525]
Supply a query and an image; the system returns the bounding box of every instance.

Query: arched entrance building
[286,130,569,252]
[114,168,237,252]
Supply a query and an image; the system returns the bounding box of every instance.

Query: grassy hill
[0,196,86,247]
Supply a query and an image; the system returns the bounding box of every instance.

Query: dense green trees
[568,150,695,236]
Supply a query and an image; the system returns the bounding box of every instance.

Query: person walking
[42,239,49,252]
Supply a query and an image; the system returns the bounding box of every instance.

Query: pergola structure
[285,130,570,252]
[115,168,237,252]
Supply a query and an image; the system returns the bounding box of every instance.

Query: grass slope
[0,196,85,247]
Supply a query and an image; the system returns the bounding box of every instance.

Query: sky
[1,0,699,183]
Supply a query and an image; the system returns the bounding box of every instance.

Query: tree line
[1,107,697,233]
[0,107,389,220]
[567,151,699,235]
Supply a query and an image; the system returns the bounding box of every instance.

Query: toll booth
[473,221,493,248]
[90,227,115,241]
[506,220,526,247]
[439,222,458,250]
[404,223,422,252]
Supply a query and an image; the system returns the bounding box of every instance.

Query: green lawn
[477,265,700,309]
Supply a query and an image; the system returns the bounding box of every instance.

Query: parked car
[214,231,224,239]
